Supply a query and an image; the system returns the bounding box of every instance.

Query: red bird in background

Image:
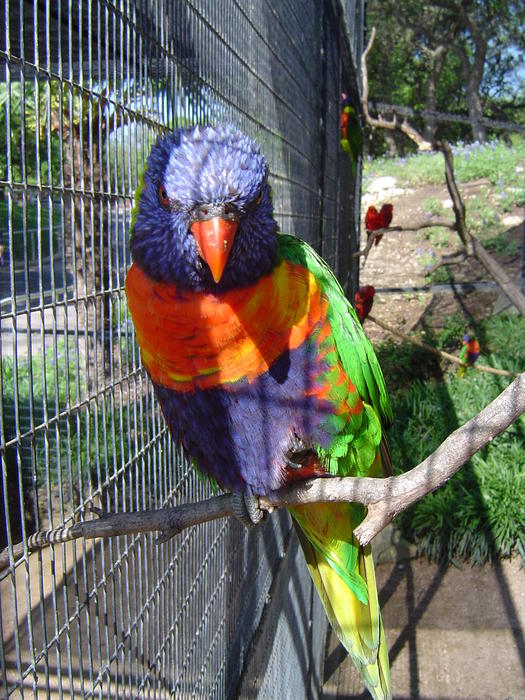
[355,285,375,322]
[365,204,393,246]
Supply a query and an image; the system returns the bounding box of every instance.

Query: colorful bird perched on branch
[365,204,393,247]
[355,286,376,323]
[341,92,363,178]
[458,333,481,377]
[126,125,393,700]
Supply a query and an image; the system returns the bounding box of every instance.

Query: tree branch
[354,220,456,261]
[366,314,519,378]
[469,235,525,316]
[361,28,433,151]
[1,373,522,569]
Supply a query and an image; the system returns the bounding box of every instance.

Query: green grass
[378,313,525,564]
[422,196,444,217]
[1,338,132,489]
[483,231,521,257]
[363,135,525,191]
[421,225,451,249]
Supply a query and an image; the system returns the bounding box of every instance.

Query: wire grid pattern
[0,1,363,697]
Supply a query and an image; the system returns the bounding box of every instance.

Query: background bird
[126,125,393,699]
[365,204,393,247]
[341,92,363,178]
[458,333,481,377]
[355,285,376,322]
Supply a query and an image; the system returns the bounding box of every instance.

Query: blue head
[130,125,278,290]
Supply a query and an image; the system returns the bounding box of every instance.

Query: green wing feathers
[279,234,392,699]
[278,234,393,428]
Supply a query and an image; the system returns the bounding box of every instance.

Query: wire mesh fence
[0,1,363,697]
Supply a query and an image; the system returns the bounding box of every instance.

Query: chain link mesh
[0,1,363,696]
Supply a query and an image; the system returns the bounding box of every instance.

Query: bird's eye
[158,185,170,208]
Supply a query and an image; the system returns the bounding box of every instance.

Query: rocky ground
[358,176,524,346]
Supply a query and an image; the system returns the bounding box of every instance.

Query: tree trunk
[456,26,487,142]
[62,104,111,395]
[423,45,446,143]
[465,79,487,143]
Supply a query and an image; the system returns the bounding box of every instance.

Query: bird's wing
[278,234,393,429]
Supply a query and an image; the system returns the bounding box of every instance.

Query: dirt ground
[357,177,525,344]
[323,557,525,700]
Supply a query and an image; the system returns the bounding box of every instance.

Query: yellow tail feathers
[292,504,391,700]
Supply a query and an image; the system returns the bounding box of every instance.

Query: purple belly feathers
[153,343,334,495]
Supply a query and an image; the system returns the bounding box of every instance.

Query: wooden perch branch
[354,220,456,261]
[367,314,519,378]
[1,373,522,569]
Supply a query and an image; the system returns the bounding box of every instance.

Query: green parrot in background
[341,92,363,177]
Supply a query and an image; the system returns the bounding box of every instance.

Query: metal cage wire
[0,1,363,697]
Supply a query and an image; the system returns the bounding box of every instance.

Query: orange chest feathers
[125,260,329,392]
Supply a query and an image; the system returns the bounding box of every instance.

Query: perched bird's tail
[290,502,391,700]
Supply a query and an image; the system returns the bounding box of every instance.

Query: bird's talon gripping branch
[232,492,265,528]
[86,505,104,518]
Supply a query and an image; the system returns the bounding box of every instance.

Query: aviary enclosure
[0,1,364,697]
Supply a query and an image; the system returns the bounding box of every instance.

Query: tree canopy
[365,0,525,152]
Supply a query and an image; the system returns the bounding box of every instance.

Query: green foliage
[429,312,466,350]
[452,137,525,187]
[422,225,450,249]
[363,151,445,189]
[483,231,520,257]
[376,340,442,387]
[365,1,525,153]
[1,337,82,409]
[0,199,62,261]
[427,264,453,284]
[0,81,62,185]
[1,339,132,489]
[422,197,444,217]
[381,313,525,563]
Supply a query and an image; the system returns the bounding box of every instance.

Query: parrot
[365,204,393,247]
[125,125,393,700]
[355,286,376,323]
[341,92,363,178]
[458,333,481,377]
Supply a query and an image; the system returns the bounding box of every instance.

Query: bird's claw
[232,492,265,528]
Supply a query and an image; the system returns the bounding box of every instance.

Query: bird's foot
[232,492,265,528]
[284,434,316,470]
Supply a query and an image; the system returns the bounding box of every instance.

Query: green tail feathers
[291,502,391,700]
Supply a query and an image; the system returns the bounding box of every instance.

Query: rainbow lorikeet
[341,92,363,178]
[458,333,481,377]
[125,125,393,699]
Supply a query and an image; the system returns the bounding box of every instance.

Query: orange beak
[191,217,239,283]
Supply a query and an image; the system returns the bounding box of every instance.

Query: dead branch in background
[367,314,519,378]
[361,28,433,152]
[354,220,456,262]
[1,372,523,570]
[361,27,525,317]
